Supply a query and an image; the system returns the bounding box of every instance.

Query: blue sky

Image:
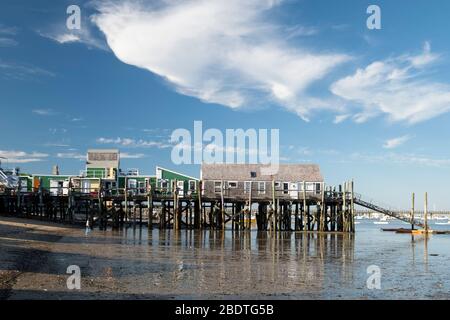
[1,0,450,209]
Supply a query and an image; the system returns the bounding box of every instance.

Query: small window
[283,182,289,194]
[244,181,252,193]
[258,182,266,194]
[274,181,281,190]
[228,181,238,188]
[250,171,257,178]
[214,181,222,193]
[189,180,197,191]
[316,183,321,192]
[161,180,168,189]
[306,182,314,192]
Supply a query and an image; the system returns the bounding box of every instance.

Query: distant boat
[435,220,450,225]
[374,216,389,225]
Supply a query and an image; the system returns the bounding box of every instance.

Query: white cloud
[0,24,18,35]
[121,152,145,159]
[0,59,55,80]
[331,42,450,124]
[38,20,108,51]
[0,37,18,47]
[333,114,350,124]
[0,150,48,163]
[349,152,450,168]
[32,108,55,116]
[97,137,171,149]
[92,0,348,117]
[56,152,85,160]
[383,135,411,149]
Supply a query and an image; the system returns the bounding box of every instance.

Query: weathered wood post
[148,184,153,229]
[424,192,428,232]
[350,180,355,233]
[248,181,252,230]
[271,179,276,232]
[221,180,225,230]
[411,192,415,230]
[173,179,179,230]
[342,182,347,232]
[319,183,325,232]
[198,180,203,229]
[124,176,128,224]
[302,181,307,231]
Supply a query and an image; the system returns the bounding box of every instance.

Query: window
[316,183,321,192]
[306,182,314,192]
[189,180,197,191]
[258,182,266,194]
[128,179,137,190]
[283,182,289,194]
[214,181,222,193]
[228,181,238,188]
[161,180,168,189]
[274,181,281,190]
[250,171,257,178]
[244,181,252,193]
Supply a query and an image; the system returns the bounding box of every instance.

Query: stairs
[353,193,425,229]
[0,168,19,189]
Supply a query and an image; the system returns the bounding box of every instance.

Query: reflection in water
[93,223,448,299]
[138,229,356,296]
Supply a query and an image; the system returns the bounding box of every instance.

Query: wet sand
[1,216,449,300]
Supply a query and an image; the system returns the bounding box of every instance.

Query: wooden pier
[0,180,358,233]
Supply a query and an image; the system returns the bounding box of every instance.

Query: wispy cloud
[0,150,48,163]
[0,59,55,80]
[0,24,19,47]
[0,24,18,36]
[331,42,450,124]
[349,152,450,168]
[37,18,108,51]
[56,152,85,160]
[97,137,172,149]
[32,108,56,116]
[121,152,145,159]
[0,37,18,47]
[383,135,411,149]
[44,142,71,147]
[92,0,349,120]
[333,114,351,124]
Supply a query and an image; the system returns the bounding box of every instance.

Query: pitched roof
[200,163,323,182]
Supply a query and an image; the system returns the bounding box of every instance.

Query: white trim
[244,181,252,193]
[258,181,266,194]
[155,166,199,181]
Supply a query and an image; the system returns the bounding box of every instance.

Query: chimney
[52,165,60,175]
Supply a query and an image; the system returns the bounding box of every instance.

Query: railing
[353,192,425,228]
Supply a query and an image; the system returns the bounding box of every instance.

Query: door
[63,180,69,196]
[177,180,184,197]
[82,180,91,194]
[289,182,298,199]
[50,180,59,196]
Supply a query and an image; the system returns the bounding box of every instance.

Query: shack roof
[200,163,323,182]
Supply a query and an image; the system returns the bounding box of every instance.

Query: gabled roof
[156,166,199,181]
[200,163,323,182]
